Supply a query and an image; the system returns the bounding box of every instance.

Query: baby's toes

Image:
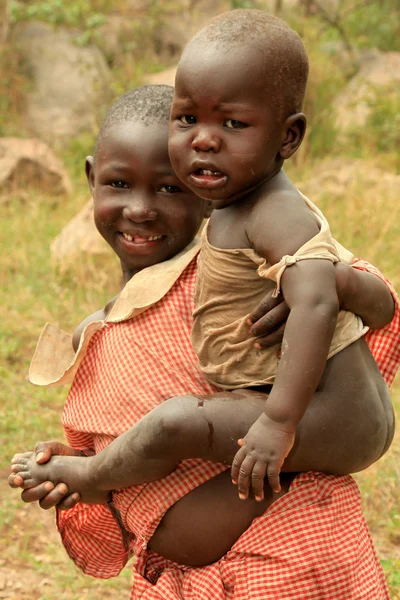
[16,472,37,489]
[10,462,28,474]
[8,473,24,488]
[11,453,34,465]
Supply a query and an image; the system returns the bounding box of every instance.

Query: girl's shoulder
[72,294,119,351]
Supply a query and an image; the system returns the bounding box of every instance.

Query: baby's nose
[191,128,221,153]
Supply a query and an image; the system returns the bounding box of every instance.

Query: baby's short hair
[185,10,309,117]
[95,84,174,156]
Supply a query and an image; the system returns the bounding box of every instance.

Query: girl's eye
[179,115,196,125]
[159,185,181,193]
[225,119,247,130]
[110,181,129,189]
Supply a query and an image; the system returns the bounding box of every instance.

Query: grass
[0,187,124,598]
[1,1,399,596]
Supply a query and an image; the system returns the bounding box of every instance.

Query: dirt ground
[0,474,132,600]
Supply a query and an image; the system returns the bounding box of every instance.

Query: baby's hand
[231,414,295,499]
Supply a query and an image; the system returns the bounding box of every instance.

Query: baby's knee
[163,395,201,434]
[148,395,203,452]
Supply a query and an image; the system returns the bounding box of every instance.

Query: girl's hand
[247,291,290,348]
[231,414,295,500]
[8,441,83,510]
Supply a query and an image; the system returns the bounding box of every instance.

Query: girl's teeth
[122,233,162,242]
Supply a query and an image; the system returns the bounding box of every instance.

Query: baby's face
[88,120,206,273]
[169,42,285,209]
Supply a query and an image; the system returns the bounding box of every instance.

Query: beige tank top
[192,194,368,389]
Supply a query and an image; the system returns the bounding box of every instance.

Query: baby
[167,9,396,497]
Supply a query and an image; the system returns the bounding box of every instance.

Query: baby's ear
[85,156,95,195]
[204,200,213,218]
[280,113,307,160]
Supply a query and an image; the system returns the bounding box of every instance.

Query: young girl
[9,84,398,599]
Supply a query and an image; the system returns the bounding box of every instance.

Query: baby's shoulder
[249,188,321,262]
[259,186,313,217]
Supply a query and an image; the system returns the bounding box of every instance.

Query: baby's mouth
[195,168,223,177]
[189,168,227,189]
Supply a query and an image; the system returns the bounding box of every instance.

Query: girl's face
[87,120,207,273]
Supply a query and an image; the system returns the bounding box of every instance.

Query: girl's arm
[335,263,395,329]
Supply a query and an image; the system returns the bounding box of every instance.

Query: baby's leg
[165,338,392,475]
[13,338,391,501]
[84,340,393,495]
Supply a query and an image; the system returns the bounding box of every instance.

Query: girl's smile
[86,120,207,273]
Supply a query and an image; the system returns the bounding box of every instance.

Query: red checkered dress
[57,255,398,599]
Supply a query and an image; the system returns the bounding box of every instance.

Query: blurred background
[0,0,399,597]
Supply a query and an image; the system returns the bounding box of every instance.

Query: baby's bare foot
[10,452,109,504]
[10,452,47,488]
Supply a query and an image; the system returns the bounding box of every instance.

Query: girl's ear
[85,156,95,195]
[279,113,307,160]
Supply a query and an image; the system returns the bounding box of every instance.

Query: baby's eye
[179,115,196,125]
[110,181,129,189]
[159,184,181,193]
[225,119,247,130]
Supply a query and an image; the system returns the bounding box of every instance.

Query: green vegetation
[9,0,107,28]
[1,0,399,597]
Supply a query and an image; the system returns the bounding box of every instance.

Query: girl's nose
[122,197,158,223]
[191,128,221,153]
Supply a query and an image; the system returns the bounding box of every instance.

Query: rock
[11,21,112,144]
[144,66,177,87]
[334,50,400,132]
[50,199,109,266]
[155,0,231,61]
[0,137,72,198]
[93,15,134,65]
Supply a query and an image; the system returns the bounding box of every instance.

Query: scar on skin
[195,397,213,448]
[206,419,214,451]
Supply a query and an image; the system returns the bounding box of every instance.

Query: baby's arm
[248,261,395,348]
[234,258,339,494]
[233,198,341,494]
